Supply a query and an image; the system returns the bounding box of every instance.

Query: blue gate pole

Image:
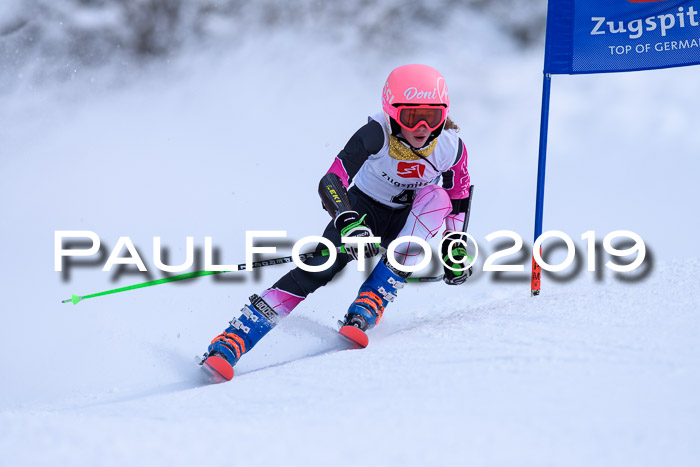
[531,73,552,296]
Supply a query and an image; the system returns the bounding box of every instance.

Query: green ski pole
[61,245,355,305]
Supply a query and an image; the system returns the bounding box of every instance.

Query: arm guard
[318,172,352,218]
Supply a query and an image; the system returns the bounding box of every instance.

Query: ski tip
[202,354,234,383]
[339,325,369,349]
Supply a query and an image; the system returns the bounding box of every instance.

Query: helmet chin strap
[410,146,439,172]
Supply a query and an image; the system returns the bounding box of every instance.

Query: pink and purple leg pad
[392,185,465,267]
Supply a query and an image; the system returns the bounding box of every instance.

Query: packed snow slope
[1,11,700,467]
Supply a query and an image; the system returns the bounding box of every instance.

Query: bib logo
[397,162,426,178]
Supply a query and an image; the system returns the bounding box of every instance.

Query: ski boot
[339,255,409,348]
[201,294,280,382]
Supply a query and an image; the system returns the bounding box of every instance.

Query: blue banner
[545,0,700,74]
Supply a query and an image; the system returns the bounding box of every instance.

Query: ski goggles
[390,105,447,131]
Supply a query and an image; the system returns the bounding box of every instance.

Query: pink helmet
[381,64,449,135]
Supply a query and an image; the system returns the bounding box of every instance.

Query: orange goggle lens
[396,106,446,131]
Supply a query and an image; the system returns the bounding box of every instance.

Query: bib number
[391,189,416,206]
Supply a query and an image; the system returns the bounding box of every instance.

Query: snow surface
[1,9,700,467]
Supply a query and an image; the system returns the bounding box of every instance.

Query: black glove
[441,230,472,285]
[334,211,380,260]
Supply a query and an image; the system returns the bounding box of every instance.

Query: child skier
[201,64,472,381]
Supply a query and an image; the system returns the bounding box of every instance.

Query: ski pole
[61,244,357,305]
[61,190,478,307]
[406,184,475,283]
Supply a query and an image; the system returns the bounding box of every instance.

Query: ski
[338,325,369,348]
[195,323,367,384]
[198,354,234,383]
